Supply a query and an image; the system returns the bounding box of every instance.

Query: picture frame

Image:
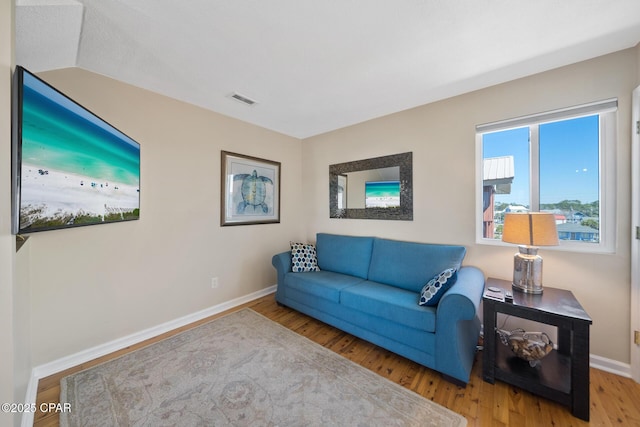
[221,151,281,226]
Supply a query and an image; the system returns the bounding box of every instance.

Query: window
[476,99,617,253]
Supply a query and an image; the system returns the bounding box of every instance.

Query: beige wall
[302,48,638,363]
[1,1,32,426]
[23,68,303,366]
[637,42,640,84]
[0,0,14,424]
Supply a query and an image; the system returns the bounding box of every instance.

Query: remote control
[484,287,505,302]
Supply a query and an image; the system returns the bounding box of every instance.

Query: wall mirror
[329,152,413,220]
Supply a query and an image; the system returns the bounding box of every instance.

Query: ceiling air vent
[229,92,258,106]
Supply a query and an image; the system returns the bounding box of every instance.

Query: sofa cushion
[367,238,466,293]
[290,242,320,272]
[340,281,436,333]
[316,233,374,280]
[284,271,365,303]
[419,268,457,306]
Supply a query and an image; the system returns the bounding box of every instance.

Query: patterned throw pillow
[290,242,320,272]
[419,268,457,306]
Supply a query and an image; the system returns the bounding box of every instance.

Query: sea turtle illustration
[234,170,273,213]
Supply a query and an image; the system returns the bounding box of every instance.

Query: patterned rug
[60,308,466,426]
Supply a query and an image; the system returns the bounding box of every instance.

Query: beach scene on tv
[365,180,401,208]
[19,71,140,232]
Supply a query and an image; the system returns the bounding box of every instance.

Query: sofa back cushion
[368,238,466,293]
[316,233,374,279]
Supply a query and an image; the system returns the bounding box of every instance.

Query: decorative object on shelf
[221,151,280,226]
[496,328,553,367]
[501,212,559,294]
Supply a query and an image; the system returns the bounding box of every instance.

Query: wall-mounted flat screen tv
[12,66,140,234]
[364,180,400,208]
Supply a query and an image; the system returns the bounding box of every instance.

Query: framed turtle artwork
[221,151,281,226]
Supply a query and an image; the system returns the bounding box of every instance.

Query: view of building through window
[481,114,600,243]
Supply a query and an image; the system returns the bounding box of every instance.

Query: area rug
[60,309,466,426]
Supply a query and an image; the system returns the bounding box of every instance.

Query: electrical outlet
[211,277,219,289]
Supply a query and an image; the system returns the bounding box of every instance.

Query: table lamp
[502,212,559,294]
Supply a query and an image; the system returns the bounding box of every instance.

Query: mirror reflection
[329,152,412,220]
[343,167,400,209]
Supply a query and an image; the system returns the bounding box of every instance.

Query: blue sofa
[272,233,485,385]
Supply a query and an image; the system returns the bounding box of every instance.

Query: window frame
[475,99,617,254]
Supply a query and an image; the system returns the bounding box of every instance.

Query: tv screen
[12,66,141,234]
[365,180,400,208]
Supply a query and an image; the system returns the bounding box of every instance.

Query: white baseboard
[590,354,632,378]
[21,285,276,427]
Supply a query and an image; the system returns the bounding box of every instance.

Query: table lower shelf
[492,343,572,405]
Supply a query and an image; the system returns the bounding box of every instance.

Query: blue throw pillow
[290,242,320,272]
[419,268,457,306]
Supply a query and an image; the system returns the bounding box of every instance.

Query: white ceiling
[15,0,640,139]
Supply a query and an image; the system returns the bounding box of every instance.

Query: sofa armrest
[438,266,484,320]
[272,251,292,303]
[435,266,485,383]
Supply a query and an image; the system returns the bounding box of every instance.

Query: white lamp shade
[502,213,559,246]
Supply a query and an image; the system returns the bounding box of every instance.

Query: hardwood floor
[34,294,640,426]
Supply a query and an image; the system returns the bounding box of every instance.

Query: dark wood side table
[482,277,592,421]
